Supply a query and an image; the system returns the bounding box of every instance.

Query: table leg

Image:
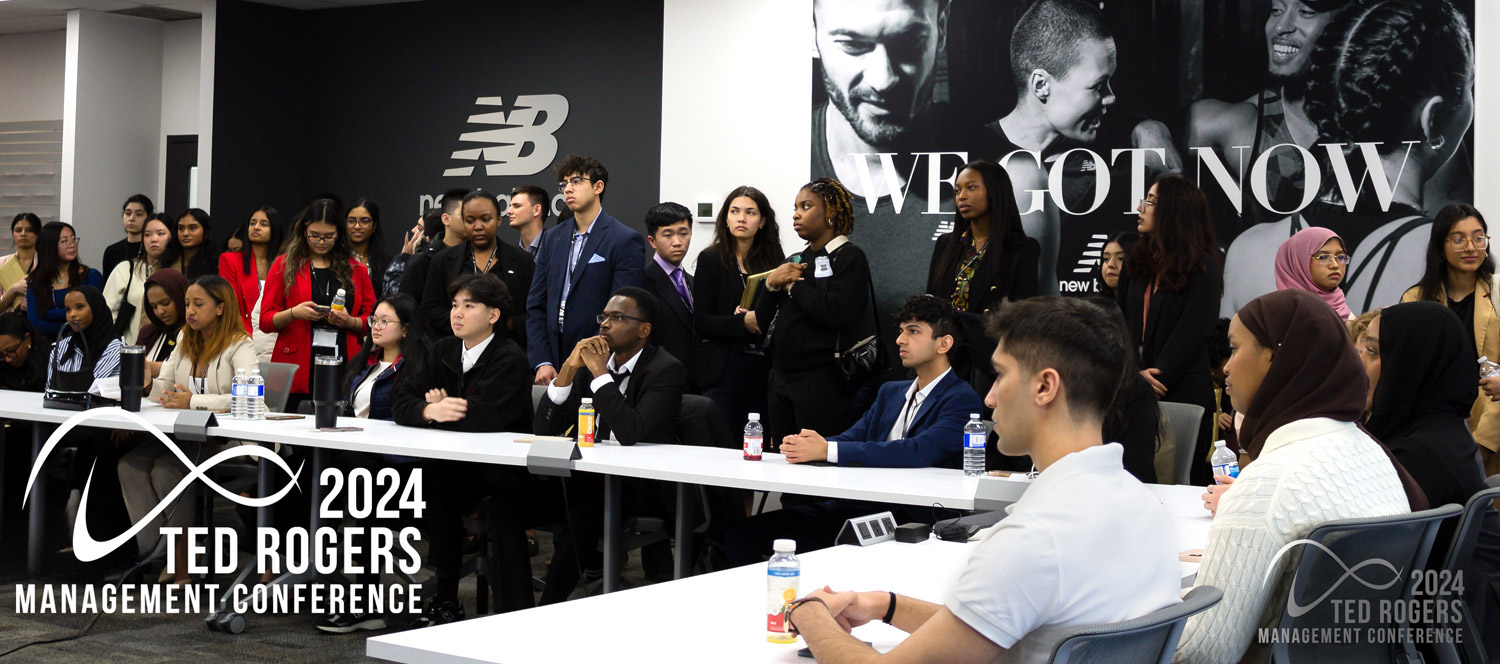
[310,448,327,532]
[673,482,693,580]
[602,475,621,593]
[27,424,49,575]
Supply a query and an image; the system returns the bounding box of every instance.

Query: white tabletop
[0,391,186,433]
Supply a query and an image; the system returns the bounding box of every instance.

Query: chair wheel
[205,611,246,634]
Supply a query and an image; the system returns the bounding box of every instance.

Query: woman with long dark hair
[260,198,375,401]
[1401,203,1500,475]
[136,268,188,381]
[218,205,285,360]
[0,213,39,312]
[175,208,217,279]
[26,222,102,340]
[103,214,182,344]
[0,312,46,392]
[1094,230,1137,300]
[345,197,391,300]
[1117,174,1222,484]
[693,185,785,427]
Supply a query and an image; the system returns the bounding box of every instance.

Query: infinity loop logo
[1260,538,1404,617]
[22,408,303,562]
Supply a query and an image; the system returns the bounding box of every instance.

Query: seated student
[49,286,123,382]
[0,312,45,392]
[786,297,1182,664]
[1274,227,1353,319]
[104,213,182,344]
[535,286,686,601]
[120,276,255,583]
[315,293,430,633]
[642,202,698,390]
[28,221,103,341]
[1176,289,1425,664]
[1362,302,1500,656]
[1086,296,1159,484]
[392,273,533,625]
[724,295,982,565]
[136,269,188,381]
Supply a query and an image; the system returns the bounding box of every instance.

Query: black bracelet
[882,592,897,625]
[787,597,830,634]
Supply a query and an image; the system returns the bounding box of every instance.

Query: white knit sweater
[1173,418,1409,664]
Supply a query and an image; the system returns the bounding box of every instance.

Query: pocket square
[588,254,606,264]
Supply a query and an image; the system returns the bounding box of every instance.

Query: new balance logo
[444,95,570,177]
[1073,233,1108,274]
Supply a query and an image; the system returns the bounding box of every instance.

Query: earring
[1428,135,1447,150]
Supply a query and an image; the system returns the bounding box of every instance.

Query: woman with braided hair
[755,178,874,446]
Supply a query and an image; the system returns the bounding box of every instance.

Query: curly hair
[803,177,855,237]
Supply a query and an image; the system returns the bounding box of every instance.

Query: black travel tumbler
[119,345,145,412]
[312,355,343,429]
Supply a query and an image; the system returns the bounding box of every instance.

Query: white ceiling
[0,0,423,35]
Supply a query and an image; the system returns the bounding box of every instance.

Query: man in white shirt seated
[786,297,1182,664]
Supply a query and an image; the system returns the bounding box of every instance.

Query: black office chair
[1048,586,1223,663]
[1433,474,1500,664]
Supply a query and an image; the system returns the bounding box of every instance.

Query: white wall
[61,9,163,267]
[1475,0,1498,216]
[0,31,66,123]
[659,0,811,272]
[157,18,202,205]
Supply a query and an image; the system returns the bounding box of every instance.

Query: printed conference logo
[1255,538,1467,648]
[443,95,570,178]
[15,408,425,617]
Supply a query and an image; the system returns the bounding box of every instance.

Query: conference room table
[365,483,1212,664]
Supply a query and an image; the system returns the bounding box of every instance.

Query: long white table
[366,486,1212,664]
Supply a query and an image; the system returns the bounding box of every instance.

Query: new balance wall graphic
[444,95,570,177]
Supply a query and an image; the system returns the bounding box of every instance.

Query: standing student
[506,185,549,258]
[755,178,872,445]
[694,186,784,427]
[260,199,376,400]
[642,202,697,388]
[1274,227,1353,319]
[223,226,244,254]
[346,197,392,300]
[927,159,1040,395]
[526,154,646,385]
[175,209,217,280]
[102,194,151,279]
[219,206,285,362]
[1402,204,1500,476]
[0,213,39,312]
[137,269,188,381]
[395,189,469,301]
[122,276,255,582]
[420,190,533,345]
[103,214,181,344]
[381,214,427,296]
[27,222,103,341]
[1094,231,1137,300]
[1116,175,1223,485]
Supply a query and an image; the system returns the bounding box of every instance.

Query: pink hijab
[1274,227,1352,319]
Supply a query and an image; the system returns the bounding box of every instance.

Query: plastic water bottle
[330,288,347,313]
[1211,440,1240,483]
[246,368,266,419]
[230,368,248,419]
[1481,356,1500,379]
[577,398,596,447]
[743,413,764,461]
[963,413,986,476]
[766,539,800,643]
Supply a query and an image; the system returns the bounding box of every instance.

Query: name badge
[814,256,833,278]
[312,327,339,348]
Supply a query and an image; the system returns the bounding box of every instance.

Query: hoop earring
[1428,135,1446,150]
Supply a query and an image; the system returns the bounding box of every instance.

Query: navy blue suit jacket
[831,369,983,469]
[525,209,646,369]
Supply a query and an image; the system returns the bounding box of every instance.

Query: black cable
[0,611,103,658]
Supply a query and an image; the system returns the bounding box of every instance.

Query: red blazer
[219,252,264,334]
[258,255,375,393]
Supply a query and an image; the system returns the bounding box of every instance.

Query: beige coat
[151,332,258,411]
[1401,281,1500,457]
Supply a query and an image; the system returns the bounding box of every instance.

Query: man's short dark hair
[645,202,692,236]
[554,154,609,199]
[124,193,154,216]
[442,188,471,216]
[984,297,1125,422]
[894,295,960,344]
[448,273,511,320]
[1009,0,1112,96]
[509,185,551,225]
[613,286,658,325]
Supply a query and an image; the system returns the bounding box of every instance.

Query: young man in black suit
[420,189,533,347]
[535,286,686,600]
[642,202,698,390]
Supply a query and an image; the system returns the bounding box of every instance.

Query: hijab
[1274,227,1352,319]
[136,268,188,354]
[57,285,117,369]
[1236,289,1428,510]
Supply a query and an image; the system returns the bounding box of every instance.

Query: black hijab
[136,268,188,356]
[57,285,117,368]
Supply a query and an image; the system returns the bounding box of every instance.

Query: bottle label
[766,568,799,636]
[250,384,264,398]
[578,411,595,447]
[1213,462,1240,480]
[744,435,763,459]
[965,432,985,449]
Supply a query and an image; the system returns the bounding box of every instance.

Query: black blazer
[534,344,686,446]
[1116,256,1222,407]
[643,259,697,389]
[421,241,534,348]
[392,334,532,433]
[925,229,1041,314]
[691,252,767,390]
[753,237,871,373]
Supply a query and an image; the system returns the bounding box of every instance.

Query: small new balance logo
[1073,233,1108,274]
[444,95,570,177]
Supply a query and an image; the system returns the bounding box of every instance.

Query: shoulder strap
[1489,273,1500,318]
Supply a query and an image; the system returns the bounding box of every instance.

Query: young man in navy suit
[724,296,983,564]
[642,202,698,391]
[527,154,647,385]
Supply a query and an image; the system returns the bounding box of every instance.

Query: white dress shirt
[827,368,950,464]
[460,332,494,373]
[546,346,644,405]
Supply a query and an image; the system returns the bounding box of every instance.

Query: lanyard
[471,246,496,274]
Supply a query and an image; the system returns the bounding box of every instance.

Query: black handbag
[835,278,885,388]
[43,329,116,411]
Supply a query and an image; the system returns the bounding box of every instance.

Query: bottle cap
[1213,439,1227,448]
[747,413,760,421]
[773,539,796,553]
[581,397,593,404]
[235,368,246,374]
[1481,356,1491,364]
[335,288,346,296]
[970,413,980,419]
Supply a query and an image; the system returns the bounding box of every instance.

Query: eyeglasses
[346,217,373,227]
[306,232,338,245]
[369,317,401,330]
[596,312,646,325]
[58,236,80,246]
[1448,234,1490,250]
[1138,197,1156,209]
[0,339,27,360]
[558,176,592,192]
[1313,253,1351,266]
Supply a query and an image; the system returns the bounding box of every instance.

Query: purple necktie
[671,269,693,311]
